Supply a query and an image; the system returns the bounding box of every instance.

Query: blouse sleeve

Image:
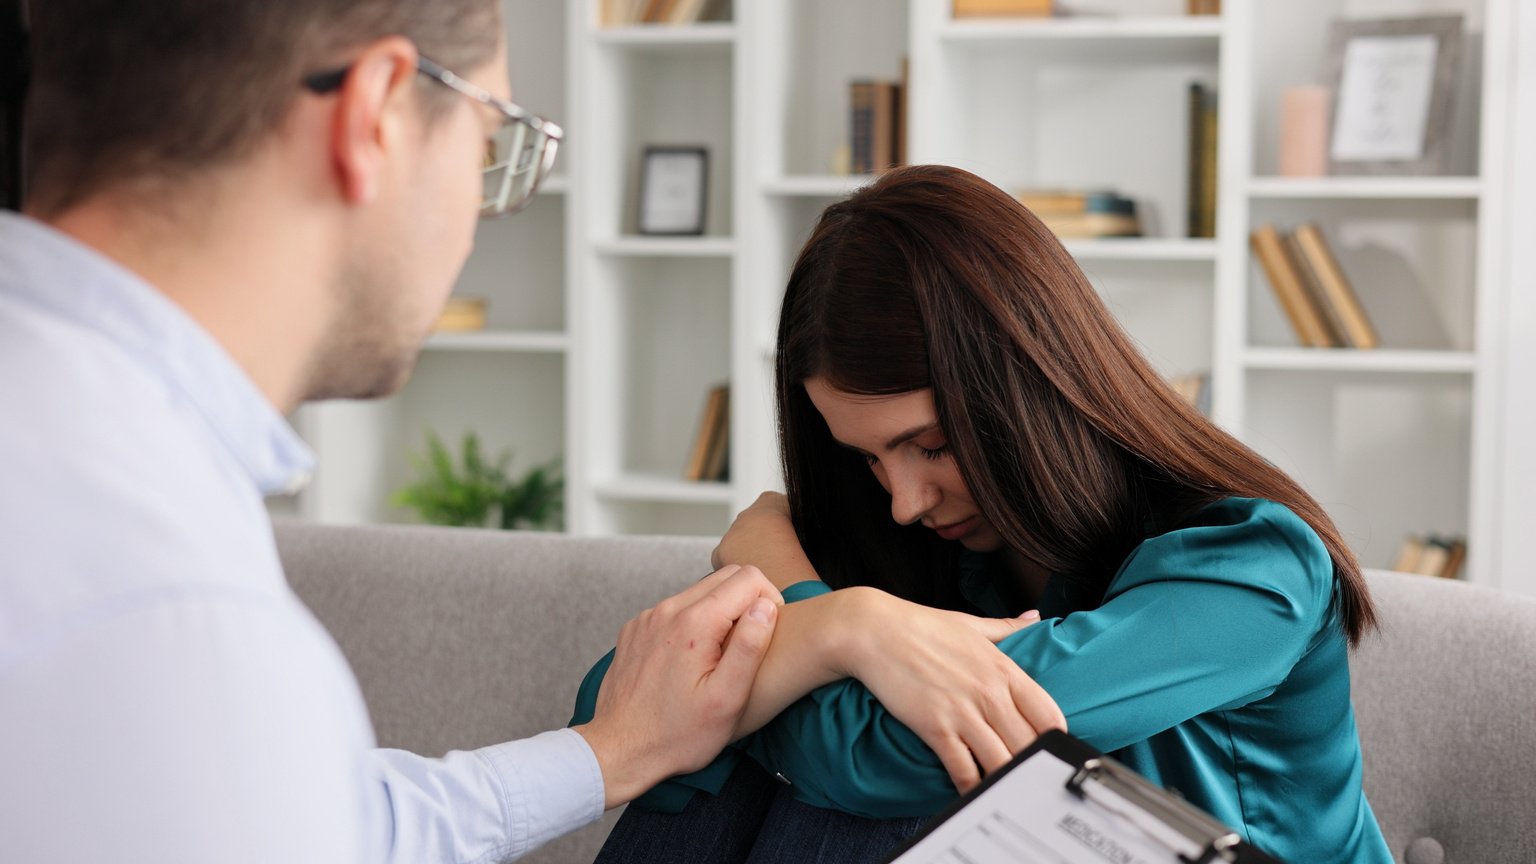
[737,498,1338,818]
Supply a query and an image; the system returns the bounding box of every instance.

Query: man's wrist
[571,720,650,810]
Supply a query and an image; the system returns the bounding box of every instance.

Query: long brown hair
[776,165,1376,644]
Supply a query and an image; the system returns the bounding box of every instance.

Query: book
[701,386,730,482]
[849,82,874,175]
[639,0,673,24]
[896,57,910,168]
[849,81,901,175]
[1038,211,1141,238]
[1415,537,1453,579]
[1168,372,1211,415]
[1014,188,1118,214]
[953,0,1054,17]
[1250,225,1333,348]
[1292,223,1380,349]
[434,296,488,332]
[1015,190,1141,237]
[1186,83,1218,239]
[871,81,898,173]
[1440,538,1467,580]
[665,0,713,25]
[1186,0,1222,14]
[1392,535,1424,573]
[1200,87,1218,238]
[1281,232,1344,347]
[684,385,729,482]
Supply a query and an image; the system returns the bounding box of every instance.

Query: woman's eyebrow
[885,422,940,450]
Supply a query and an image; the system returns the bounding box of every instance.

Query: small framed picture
[638,146,709,236]
[1326,16,1462,176]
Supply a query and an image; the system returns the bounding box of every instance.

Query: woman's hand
[713,492,819,591]
[837,587,1066,794]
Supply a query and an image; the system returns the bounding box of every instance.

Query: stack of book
[601,0,722,27]
[1187,82,1218,239]
[1014,189,1142,239]
[848,62,909,175]
[1392,534,1467,580]
[953,0,1053,16]
[1250,223,1379,349]
[683,384,730,482]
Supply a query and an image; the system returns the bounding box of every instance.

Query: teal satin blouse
[571,497,1392,863]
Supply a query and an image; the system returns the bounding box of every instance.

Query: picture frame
[637,146,709,236]
[1325,15,1462,176]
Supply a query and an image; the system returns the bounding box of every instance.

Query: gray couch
[276,521,1536,864]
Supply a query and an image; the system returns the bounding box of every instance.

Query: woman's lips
[934,515,979,541]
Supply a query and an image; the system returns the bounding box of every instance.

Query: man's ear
[329,37,420,207]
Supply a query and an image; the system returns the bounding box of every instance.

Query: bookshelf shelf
[1064,238,1219,262]
[594,236,737,258]
[1246,177,1485,200]
[763,175,873,197]
[423,331,570,353]
[1241,348,1479,375]
[593,474,734,504]
[595,23,736,50]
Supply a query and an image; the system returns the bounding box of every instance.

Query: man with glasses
[0,1,781,862]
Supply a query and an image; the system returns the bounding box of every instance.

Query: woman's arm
[712,492,1061,789]
[740,499,1337,817]
[711,492,819,591]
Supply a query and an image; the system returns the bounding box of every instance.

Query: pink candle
[1279,86,1331,177]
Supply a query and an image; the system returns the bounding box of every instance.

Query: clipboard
[884,730,1282,864]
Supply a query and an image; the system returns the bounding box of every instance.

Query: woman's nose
[887,465,941,526]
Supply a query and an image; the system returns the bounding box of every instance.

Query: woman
[574,165,1392,863]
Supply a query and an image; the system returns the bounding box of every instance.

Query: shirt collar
[0,211,315,497]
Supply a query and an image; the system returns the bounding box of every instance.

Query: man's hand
[573,565,782,809]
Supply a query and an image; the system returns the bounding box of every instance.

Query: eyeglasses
[303,56,563,218]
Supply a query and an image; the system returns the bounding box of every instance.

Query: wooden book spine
[1251,225,1333,348]
[1294,223,1379,349]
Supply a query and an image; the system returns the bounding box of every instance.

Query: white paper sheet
[890,751,1186,864]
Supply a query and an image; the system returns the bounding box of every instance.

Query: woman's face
[805,377,1004,553]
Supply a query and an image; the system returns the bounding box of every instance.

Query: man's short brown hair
[23,0,500,215]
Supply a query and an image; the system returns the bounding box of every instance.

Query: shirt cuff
[475,728,605,859]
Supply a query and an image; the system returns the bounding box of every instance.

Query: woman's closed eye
[861,444,949,465]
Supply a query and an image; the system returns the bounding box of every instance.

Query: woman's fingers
[984,671,1042,755]
[932,734,983,794]
[954,609,1042,643]
[1011,666,1068,735]
[961,718,1015,779]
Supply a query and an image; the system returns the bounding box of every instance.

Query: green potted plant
[392,430,563,530]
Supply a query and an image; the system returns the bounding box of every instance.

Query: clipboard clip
[1067,757,1244,864]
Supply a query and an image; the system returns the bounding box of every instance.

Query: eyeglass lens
[481,120,552,217]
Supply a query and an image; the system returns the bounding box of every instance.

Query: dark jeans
[594,759,928,864]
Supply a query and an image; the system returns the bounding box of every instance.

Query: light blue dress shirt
[0,212,603,863]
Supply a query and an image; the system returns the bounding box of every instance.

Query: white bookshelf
[284,0,1527,593]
